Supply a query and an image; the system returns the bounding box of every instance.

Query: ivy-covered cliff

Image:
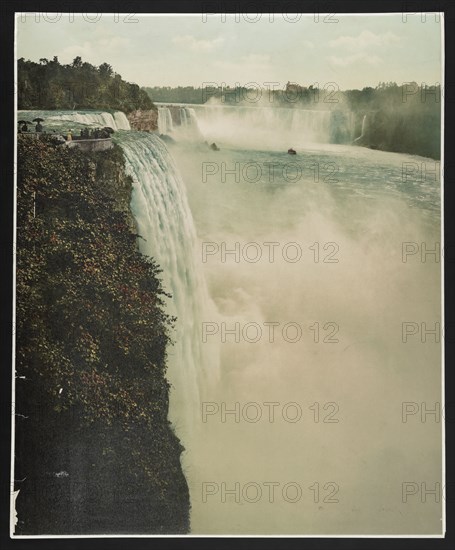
[14,136,190,534]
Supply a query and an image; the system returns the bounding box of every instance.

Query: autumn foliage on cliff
[14,136,190,534]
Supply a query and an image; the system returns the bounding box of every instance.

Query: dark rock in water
[210,142,220,151]
[287,148,296,155]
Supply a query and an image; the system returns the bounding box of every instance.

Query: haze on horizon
[16,13,442,91]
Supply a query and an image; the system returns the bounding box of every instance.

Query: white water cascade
[58,110,131,130]
[353,114,368,143]
[191,104,335,148]
[155,103,352,147]
[157,107,174,134]
[178,107,203,140]
[20,110,131,130]
[180,107,188,127]
[179,107,198,128]
[157,105,203,141]
[113,131,218,434]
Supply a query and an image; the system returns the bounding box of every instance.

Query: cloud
[329,30,401,51]
[172,34,224,51]
[58,41,96,62]
[241,54,270,64]
[327,52,383,67]
[98,36,130,50]
[58,36,131,64]
[212,53,273,84]
[208,52,271,82]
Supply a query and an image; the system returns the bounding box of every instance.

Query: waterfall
[353,114,368,144]
[191,104,336,147]
[157,105,202,139]
[18,110,131,131]
[180,107,188,126]
[176,107,203,140]
[112,111,131,130]
[47,111,129,130]
[55,110,131,130]
[186,108,202,137]
[158,107,174,134]
[112,131,218,433]
[155,102,356,147]
[361,114,367,136]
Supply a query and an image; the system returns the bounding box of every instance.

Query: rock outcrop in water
[127,109,158,132]
[14,135,190,534]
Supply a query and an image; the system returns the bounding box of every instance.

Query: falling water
[157,107,174,134]
[354,114,368,143]
[18,110,131,131]
[180,107,188,126]
[112,131,219,435]
[191,104,335,147]
[177,107,204,140]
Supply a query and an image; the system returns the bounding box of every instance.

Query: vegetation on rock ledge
[14,136,190,534]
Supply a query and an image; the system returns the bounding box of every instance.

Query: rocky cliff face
[351,109,440,159]
[127,109,158,132]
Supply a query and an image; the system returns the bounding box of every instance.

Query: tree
[99,63,113,79]
[72,56,83,69]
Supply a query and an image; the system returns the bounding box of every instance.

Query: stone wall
[67,138,113,152]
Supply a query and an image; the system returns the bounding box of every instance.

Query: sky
[16,13,443,90]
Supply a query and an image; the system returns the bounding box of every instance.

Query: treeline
[18,57,155,113]
[14,136,189,534]
[145,81,441,112]
[144,86,206,104]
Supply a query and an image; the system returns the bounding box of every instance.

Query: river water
[166,109,442,535]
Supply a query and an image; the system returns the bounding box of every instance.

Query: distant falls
[157,103,356,148]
